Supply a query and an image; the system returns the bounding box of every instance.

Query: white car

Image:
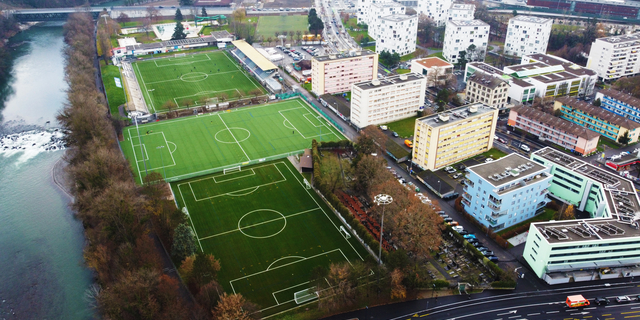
[485,158,494,163]
[520,144,530,152]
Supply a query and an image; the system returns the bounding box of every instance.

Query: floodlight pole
[135,114,149,179]
[374,194,393,265]
[157,145,166,179]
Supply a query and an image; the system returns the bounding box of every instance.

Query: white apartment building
[358,0,405,26]
[311,50,379,95]
[504,15,552,57]
[443,19,489,64]
[417,0,453,26]
[586,33,640,81]
[350,73,427,128]
[370,14,418,56]
[448,3,475,21]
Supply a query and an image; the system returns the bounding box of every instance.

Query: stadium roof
[231,40,278,71]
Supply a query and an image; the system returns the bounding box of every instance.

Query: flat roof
[450,3,475,10]
[381,14,416,22]
[467,153,548,189]
[231,40,278,71]
[556,96,640,130]
[510,15,552,24]
[526,53,597,77]
[372,2,404,8]
[467,73,509,90]
[468,62,504,76]
[417,103,496,128]
[353,73,424,90]
[597,32,640,44]
[210,30,233,40]
[511,106,600,140]
[448,19,489,27]
[415,57,453,69]
[533,218,640,244]
[314,49,377,62]
[534,147,640,225]
[531,71,581,83]
[599,88,640,109]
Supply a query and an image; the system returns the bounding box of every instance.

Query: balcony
[488,196,502,206]
[462,198,471,207]
[488,202,501,211]
[485,215,499,226]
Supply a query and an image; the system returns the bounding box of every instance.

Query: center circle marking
[214,128,251,143]
[180,72,208,82]
[238,209,287,239]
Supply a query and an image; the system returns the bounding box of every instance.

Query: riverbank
[51,153,74,201]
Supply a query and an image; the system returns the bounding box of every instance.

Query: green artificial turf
[171,160,370,316]
[255,15,308,38]
[100,62,127,116]
[132,51,265,113]
[121,99,345,184]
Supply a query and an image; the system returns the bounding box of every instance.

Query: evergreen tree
[171,223,197,262]
[171,21,187,40]
[201,7,208,17]
[175,8,183,21]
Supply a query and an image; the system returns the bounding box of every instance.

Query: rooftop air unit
[439,113,450,122]
[468,105,478,113]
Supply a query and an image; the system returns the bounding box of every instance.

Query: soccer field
[120,99,345,184]
[255,15,309,38]
[172,160,371,316]
[132,51,266,113]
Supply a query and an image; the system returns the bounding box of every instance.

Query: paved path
[121,60,150,114]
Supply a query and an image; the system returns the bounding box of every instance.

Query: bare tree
[146,6,159,23]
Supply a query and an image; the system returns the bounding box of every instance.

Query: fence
[160,149,306,183]
[276,92,346,133]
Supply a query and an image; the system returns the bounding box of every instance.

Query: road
[316,0,358,53]
[324,280,640,319]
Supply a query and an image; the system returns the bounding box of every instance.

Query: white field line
[218,113,250,161]
[144,70,244,85]
[132,143,149,162]
[223,51,262,90]
[213,168,256,183]
[283,163,365,261]
[173,88,241,108]
[135,63,156,113]
[176,162,284,187]
[303,113,324,128]
[279,110,305,139]
[152,53,211,67]
[272,281,310,305]
[177,184,204,252]
[187,165,287,202]
[162,132,177,165]
[197,207,321,241]
[295,99,341,140]
[128,127,144,183]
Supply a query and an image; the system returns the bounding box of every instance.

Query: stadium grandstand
[230,40,282,93]
[527,0,640,20]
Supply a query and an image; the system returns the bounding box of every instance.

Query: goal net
[303,178,311,189]
[339,226,351,239]
[182,206,189,216]
[223,166,241,175]
[174,53,186,58]
[293,288,318,305]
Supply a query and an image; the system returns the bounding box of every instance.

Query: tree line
[62,12,258,319]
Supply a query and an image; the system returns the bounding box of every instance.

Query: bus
[566,295,590,308]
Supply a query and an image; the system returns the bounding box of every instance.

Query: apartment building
[466,73,510,110]
[448,3,475,21]
[508,106,600,155]
[412,103,498,171]
[410,57,454,87]
[311,50,379,95]
[370,14,418,56]
[554,96,640,144]
[596,88,640,124]
[462,154,552,231]
[524,147,640,284]
[586,33,640,81]
[350,73,427,128]
[443,19,490,64]
[359,1,405,27]
[504,15,552,57]
[417,0,453,26]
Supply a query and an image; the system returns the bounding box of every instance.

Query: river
[0,24,94,319]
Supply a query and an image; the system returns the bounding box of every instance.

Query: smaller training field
[132,51,266,113]
[172,160,371,317]
[121,99,345,184]
[255,15,309,38]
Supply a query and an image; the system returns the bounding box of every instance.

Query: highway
[315,0,358,53]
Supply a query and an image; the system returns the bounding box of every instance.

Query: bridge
[9,6,234,22]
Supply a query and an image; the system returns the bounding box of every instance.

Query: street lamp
[156,145,166,179]
[374,194,393,264]
[437,179,441,195]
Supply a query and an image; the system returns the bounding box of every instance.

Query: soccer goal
[339,226,351,239]
[175,53,187,58]
[303,178,311,189]
[223,166,241,175]
[293,288,318,305]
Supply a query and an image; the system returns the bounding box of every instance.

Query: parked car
[487,256,499,262]
[463,234,476,239]
[392,131,399,137]
[442,193,459,200]
[485,158,494,163]
[595,297,610,305]
[452,226,464,232]
[452,173,462,179]
[481,250,494,256]
[443,217,453,223]
[458,230,469,235]
[520,144,530,152]
[444,166,456,174]
[457,164,466,170]
[472,242,484,248]
[616,296,631,303]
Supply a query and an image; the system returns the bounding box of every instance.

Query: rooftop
[450,3,475,10]
[468,62,505,76]
[530,71,582,83]
[556,96,640,130]
[417,103,496,128]
[372,2,404,8]
[510,77,535,88]
[599,88,640,109]
[210,30,233,41]
[353,73,424,90]
[534,147,640,226]
[231,40,278,71]
[510,15,552,24]
[381,14,417,22]
[467,153,548,190]
[314,49,377,62]
[414,57,453,69]
[467,73,509,90]
[448,19,489,27]
[511,106,601,140]
[532,218,640,244]
[596,32,640,44]
[525,53,597,77]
